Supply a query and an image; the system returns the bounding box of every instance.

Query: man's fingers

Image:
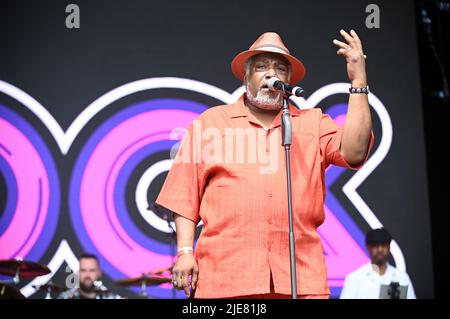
[181,273,191,297]
[192,268,199,290]
[336,46,366,61]
[172,270,183,290]
[339,28,365,53]
[350,29,361,42]
[336,29,365,59]
[337,48,347,57]
[339,29,354,44]
[333,39,350,50]
[183,286,190,297]
[350,29,363,51]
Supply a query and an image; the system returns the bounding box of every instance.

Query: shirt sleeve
[340,273,357,299]
[319,112,374,170]
[155,122,202,224]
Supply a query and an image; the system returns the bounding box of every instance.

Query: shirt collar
[364,263,394,276]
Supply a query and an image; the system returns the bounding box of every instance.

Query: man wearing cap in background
[156,31,374,298]
[340,228,416,299]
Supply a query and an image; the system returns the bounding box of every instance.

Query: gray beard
[246,87,283,110]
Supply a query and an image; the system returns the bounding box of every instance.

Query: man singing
[156,31,374,298]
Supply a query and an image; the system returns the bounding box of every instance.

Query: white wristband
[177,246,193,255]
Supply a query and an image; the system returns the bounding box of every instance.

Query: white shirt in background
[340,263,416,299]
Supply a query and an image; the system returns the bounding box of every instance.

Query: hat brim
[231,48,306,85]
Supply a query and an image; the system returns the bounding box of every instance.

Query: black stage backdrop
[0,0,434,298]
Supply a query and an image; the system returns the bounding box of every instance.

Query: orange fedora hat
[231,32,306,85]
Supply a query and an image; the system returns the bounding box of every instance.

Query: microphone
[93,280,108,291]
[268,77,305,97]
[93,280,109,299]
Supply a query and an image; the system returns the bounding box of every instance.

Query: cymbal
[33,282,67,294]
[0,259,50,278]
[0,284,25,299]
[115,274,172,287]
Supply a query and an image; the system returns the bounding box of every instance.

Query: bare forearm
[333,29,373,166]
[173,213,196,249]
[172,213,199,297]
[341,82,372,166]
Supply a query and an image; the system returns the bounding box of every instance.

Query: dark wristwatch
[349,85,369,94]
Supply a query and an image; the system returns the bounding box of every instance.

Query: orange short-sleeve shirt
[156,94,374,298]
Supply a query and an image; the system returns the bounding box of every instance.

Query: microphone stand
[280,91,298,299]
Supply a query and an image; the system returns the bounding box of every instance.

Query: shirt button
[267,192,273,197]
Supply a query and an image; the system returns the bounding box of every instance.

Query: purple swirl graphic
[0,105,60,261]
[69,98,206,297]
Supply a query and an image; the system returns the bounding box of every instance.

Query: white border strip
[1,78,235,154]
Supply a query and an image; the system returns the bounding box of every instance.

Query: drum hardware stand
[0,265,21,285]
[166,214,177,299]
[139,276,148,298]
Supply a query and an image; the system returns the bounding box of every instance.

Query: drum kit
[0,258,174,299]
[115,267,173,298]
[0,258,50,299]
[33,282,67,299]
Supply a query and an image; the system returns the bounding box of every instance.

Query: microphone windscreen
[268,77,281,90]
